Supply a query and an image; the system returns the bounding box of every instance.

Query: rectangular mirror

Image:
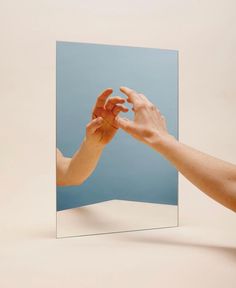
[56,41,178,238]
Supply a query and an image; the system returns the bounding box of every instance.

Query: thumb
[115,117,136,134]
[86,117,103,134]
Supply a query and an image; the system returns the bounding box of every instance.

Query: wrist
[83,137,105,151]
[148,131,177,154]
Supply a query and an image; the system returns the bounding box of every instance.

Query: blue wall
[56,42,178,211]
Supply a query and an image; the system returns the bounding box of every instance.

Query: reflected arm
[56,88,128,187]
[56,141,103,186]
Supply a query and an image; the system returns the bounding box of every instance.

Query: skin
[56,88,128,186]
[115,86,236,212]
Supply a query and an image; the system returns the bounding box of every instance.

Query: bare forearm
[57,89,127,186]
[152,135,236,212]
[116,86,236,212]
[58,139,104,186]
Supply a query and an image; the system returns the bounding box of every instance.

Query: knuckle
[135,102,146,111]
[148,103,155,110]
[130,90,137,97]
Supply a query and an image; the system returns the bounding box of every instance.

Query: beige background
[0,0,236,287]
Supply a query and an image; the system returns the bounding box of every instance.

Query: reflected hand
[86,88,128,147]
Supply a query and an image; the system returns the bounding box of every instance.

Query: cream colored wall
[0,1,235,287]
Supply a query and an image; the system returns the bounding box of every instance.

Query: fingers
[138,93,150,104]
[119,86,141,106]
[120,86,160,115]
[112,104,129,116]
[105,96,128,117]
[115,116,136,134]
[120,86,153,111]
[94,88,113,109]
[105,96,125,111]
[86,117,103,134]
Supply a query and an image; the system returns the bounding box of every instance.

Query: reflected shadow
[67,205,120,229]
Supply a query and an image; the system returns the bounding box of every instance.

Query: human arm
[56,88,128,186]
[116,86,236,212]
[56,120,104,186]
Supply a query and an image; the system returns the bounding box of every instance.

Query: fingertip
[104,88,113,95]
[120,106,129,112]
[112,96,125,102]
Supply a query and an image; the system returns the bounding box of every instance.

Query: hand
[85,88,128,147]
[115,86,173,149]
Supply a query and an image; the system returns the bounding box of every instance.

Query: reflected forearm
[57,139,104,186]
[151,135,236,212]
[56,88,128,187]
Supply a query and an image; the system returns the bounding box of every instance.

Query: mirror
[56,42,178,237]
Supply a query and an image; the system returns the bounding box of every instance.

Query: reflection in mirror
[56,42,178,238]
